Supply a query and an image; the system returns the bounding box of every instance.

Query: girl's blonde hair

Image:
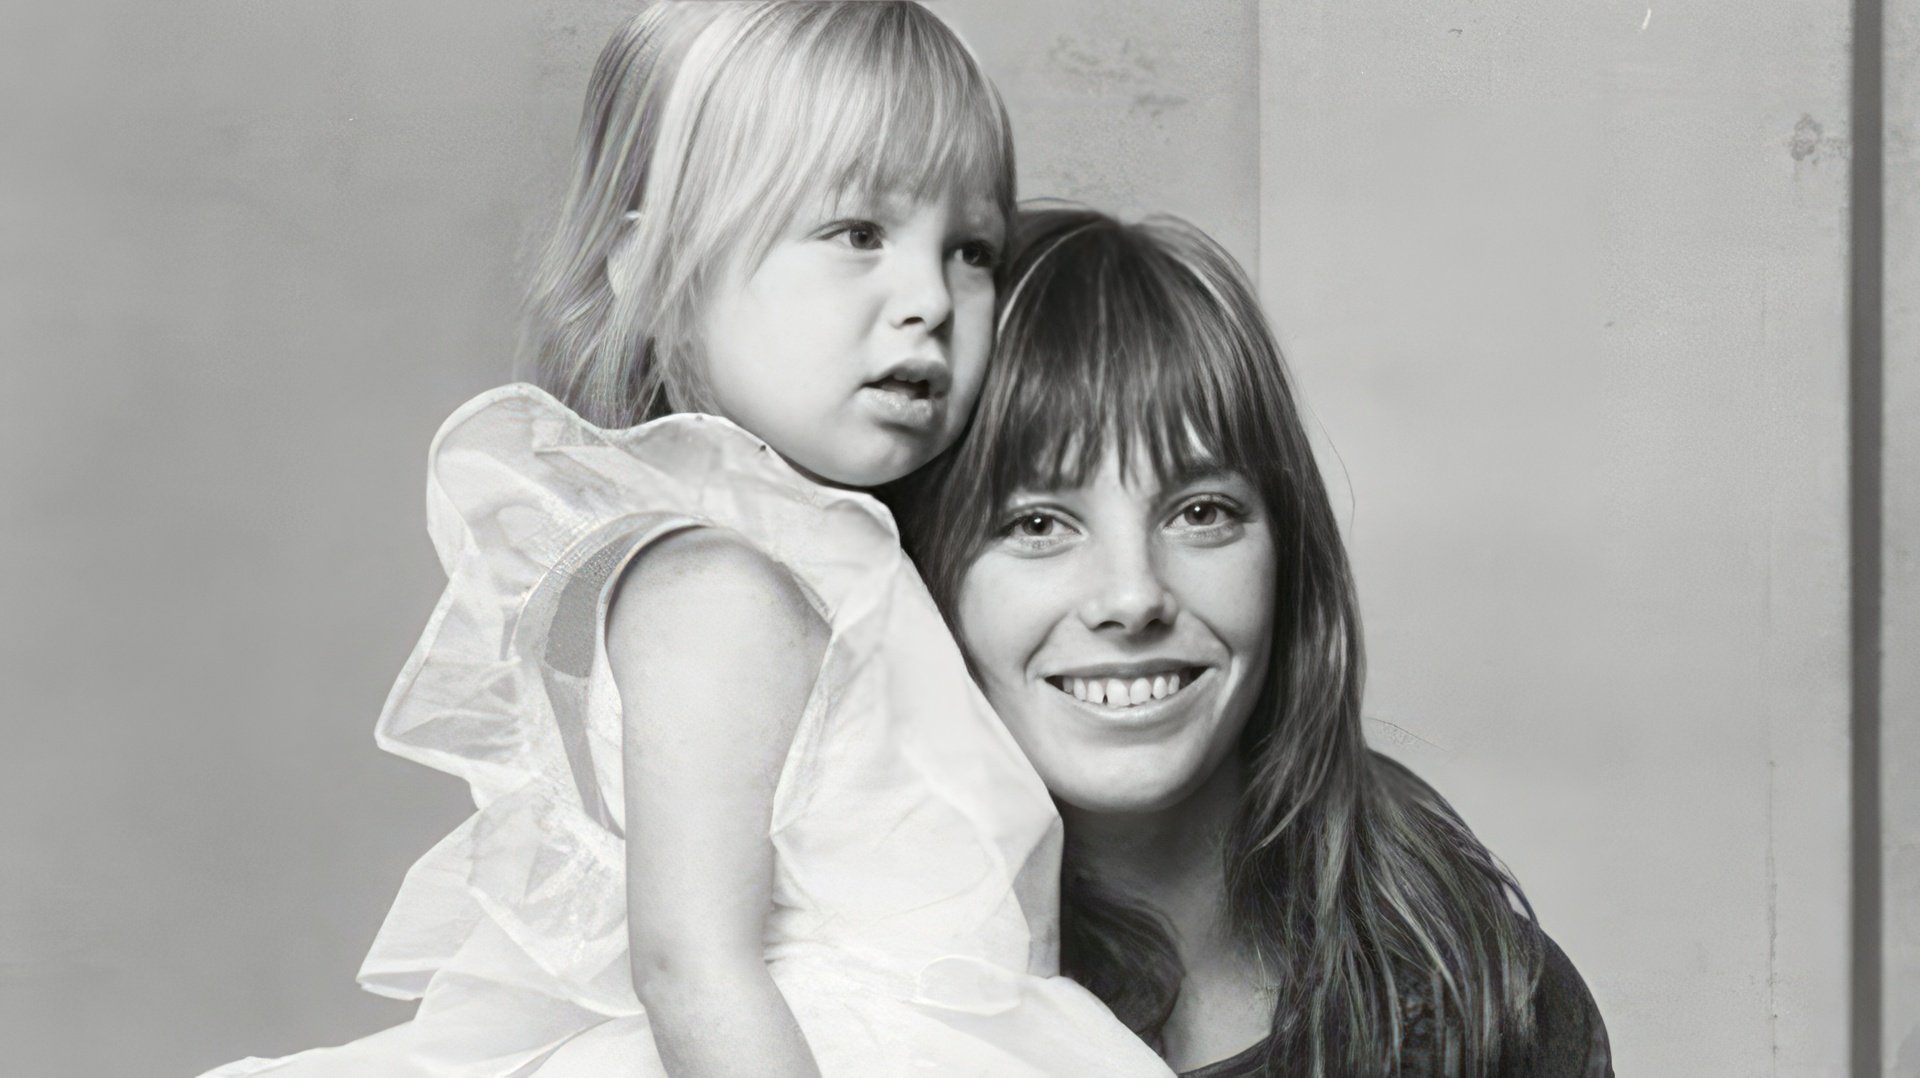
[525,1,1016,428]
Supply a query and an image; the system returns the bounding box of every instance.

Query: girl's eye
[831,222,884,251]
[955,240,999,270]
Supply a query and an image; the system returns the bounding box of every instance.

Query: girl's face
[954,449,1278,817]
[697,187,1003,488]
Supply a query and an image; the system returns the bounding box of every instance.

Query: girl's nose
[1077,537,1179,634]
[887,246,954,332]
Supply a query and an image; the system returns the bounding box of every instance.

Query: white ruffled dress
[207,385,1170,1077]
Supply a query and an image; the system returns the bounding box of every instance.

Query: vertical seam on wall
[1850,0,1885,1073]
[1250,0,1263,288]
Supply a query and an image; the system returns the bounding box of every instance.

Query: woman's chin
[1015,675,1250,821]
[1045,752,1215,819]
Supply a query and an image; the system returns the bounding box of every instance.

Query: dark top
[1180,935,1612,1077]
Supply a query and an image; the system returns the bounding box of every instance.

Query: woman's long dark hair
[889,208,1544,1076]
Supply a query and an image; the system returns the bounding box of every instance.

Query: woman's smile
[1037,665,1218,744]
[1045,663,1209,709]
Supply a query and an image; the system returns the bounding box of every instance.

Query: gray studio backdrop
[2,1,1913,1075]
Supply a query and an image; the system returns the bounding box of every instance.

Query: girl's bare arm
[606,528,828,1078]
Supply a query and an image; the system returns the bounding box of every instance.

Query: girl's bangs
[715,4,1014,257]
[812,7,1013,215]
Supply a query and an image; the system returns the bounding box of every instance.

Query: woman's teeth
[1053,672,1192,708]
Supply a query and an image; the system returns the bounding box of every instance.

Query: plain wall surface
[0,2,1882,1076]
[1257,2,1854,1074]
[0,4,602,1074]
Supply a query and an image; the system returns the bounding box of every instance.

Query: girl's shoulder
[426,383,887,509]
[421,384,902,611]
[606,524,829,671]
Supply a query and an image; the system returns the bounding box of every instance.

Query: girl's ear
[606,210,645,300]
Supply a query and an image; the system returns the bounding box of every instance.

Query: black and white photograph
[2,1,1912,1074]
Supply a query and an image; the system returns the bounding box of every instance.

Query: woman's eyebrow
[1002,483,1072,502]
[1157,460,1240,490]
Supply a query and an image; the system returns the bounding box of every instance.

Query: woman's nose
[1077,537,1178,634]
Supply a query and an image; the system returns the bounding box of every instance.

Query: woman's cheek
[956,559,1032,689]
[1179,533,1277,651]
[956,556,1073,749]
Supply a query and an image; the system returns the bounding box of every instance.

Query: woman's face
[955,449,1277,816]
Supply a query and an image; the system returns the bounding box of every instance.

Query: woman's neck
[1062,757,1245,933]
[1064,758,1278,1071]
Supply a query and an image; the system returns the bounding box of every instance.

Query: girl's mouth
[867,375,933,400]
[858,381,939,429]
[1044,667,1209,709]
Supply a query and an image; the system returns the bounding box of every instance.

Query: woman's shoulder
[1177,928,1609,1078]
[1358,755,1610,1074]
[1517,931,1613,1078]
[1392,929,1610,1078]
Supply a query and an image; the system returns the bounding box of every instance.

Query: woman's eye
[1170,496,1244,536]
[1014,513,1056,537]
[997,507,1077,552]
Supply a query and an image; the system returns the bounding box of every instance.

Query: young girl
[207,5,1169,1076]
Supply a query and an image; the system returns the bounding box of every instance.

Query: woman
[890,208,1612,1076]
